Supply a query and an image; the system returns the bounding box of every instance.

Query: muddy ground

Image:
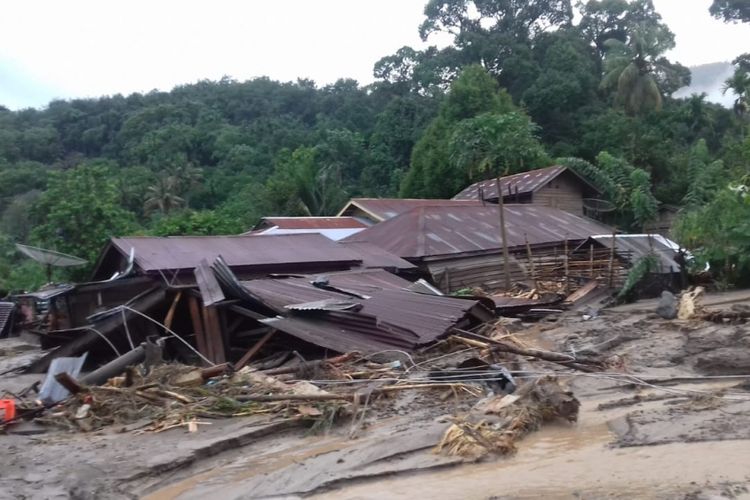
[2,291,750,499]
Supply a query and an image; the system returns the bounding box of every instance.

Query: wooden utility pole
[608,228,617,288]
[495,177,511,290]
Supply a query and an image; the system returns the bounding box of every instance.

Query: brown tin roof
[337,198,480,222]
[343,204,612,259]
[254,216,368,230]
[106,233,361,274]
[453,165,601,201]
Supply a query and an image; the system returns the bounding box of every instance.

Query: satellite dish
[583,198,616,216]
[16,244,87,282]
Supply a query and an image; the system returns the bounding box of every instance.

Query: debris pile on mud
[435,376,580,459]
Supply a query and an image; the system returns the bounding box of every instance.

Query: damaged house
[343,204,621,294]
[20,233,490,374]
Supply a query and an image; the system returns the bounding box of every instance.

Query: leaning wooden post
[495,177,511,290]
[589,243,595,279]
[563,238,569,293]
[525,234,537,288]
[608,228,617,288]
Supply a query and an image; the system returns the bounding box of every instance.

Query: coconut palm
[722,69,750,118]
[144,176,185,215]
[601,23,674,115]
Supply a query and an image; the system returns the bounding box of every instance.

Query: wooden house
[452,165,602,216]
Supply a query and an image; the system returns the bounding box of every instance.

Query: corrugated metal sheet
[344,204,612,259]
[241,269,412,311]
[360,289,488,344]
[315,268,414,294]
[262,312,419,353]
[38,353,88,404]
[15,284,75,300]
[591,234,681,272]
[0,302,14,335]
[255,217,368,230]
[453,166,566,200]
[338,242,417,270]
[242,277,344,312]
[453,166,602,201]
[337,198,480,221]
[243,270,490,352]
[109,233,362,273]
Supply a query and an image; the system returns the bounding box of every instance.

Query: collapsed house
[343,204,622,294]
[17,233,490,373]
[452,165,602,216]
[578,234,687,296]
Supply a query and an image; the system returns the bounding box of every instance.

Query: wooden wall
[531,172,585,215]
[426,244,628,294]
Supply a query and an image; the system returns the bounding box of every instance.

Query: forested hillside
[0,0,749,290]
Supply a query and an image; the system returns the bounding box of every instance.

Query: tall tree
[709,0,750,23]
[31,162,136,266]
[449,112,549,181]
[400,65,517,198]
[600,21,687,115]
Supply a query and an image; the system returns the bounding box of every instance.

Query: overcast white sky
[1,0,748,110]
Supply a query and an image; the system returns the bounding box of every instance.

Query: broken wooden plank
[163,291,183,331]
[194,258,225,306]
[188,295,210,364]
[203,305,226,364]
[235,329,277,370]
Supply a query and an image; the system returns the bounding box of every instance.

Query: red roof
[452,165,599,201]
[255,216,368,230]
[343,204,612,259]
[337,198,480,222]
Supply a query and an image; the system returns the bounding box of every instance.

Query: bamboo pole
[589,243,595,278]
[495,177,511,290]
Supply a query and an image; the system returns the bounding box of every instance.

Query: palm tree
[601,24,672,115]
[723,69,750,118]
[165,162,204,205]
[144,176,185,216]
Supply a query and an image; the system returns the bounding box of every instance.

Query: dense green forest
[0,0,748,290]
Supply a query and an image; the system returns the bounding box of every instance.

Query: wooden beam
[495,177,511,290]
[234,329,276,370]
[203,305,226,364]
[188,296,209,365]
[163,291,183,331]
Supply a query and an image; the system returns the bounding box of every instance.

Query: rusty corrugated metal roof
[242,270,490,352]
[241,269,412,311]
[359,289,489,344]
[343,204,612,259]
[337,198,480,221]
[254,217,368,230]
[108,234,362,273]
[453,166,600,201]
[262,312,419,353]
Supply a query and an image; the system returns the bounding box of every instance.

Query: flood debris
[435,376,580,459]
